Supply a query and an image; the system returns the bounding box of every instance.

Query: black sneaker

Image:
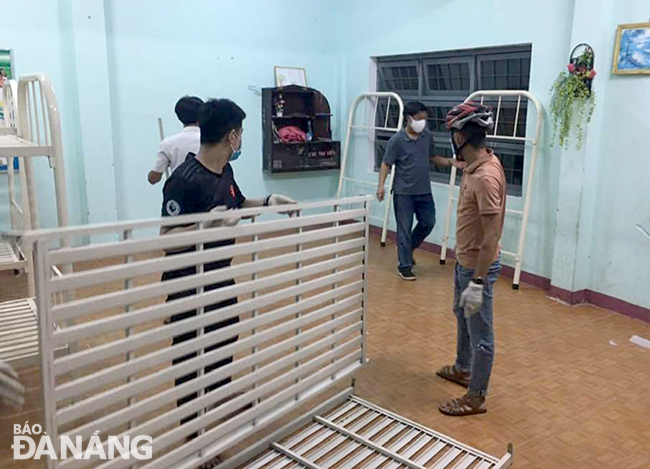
[398,269,417,281]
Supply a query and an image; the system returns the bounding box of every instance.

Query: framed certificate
[274,66,307,87]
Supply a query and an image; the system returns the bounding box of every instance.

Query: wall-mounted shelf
[262,85,340,173]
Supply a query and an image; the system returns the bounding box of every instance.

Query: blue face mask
[230,131,242,161]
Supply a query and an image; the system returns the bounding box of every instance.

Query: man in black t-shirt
[161,99,296,463]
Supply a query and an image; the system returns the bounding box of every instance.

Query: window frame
[477,51,532,91]
[423,56,474,96]
[377,60,423,95]
[374,44,532,197]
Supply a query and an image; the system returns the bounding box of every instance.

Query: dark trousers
[164,266,239,436]
[393,193,436,271]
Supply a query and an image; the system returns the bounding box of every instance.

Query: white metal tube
[350,125,407,132]
[380,107,404,246]
[30,82,41,145]
[510,96,543,287]
[494,95,502,136]
[513,95,522,137]
[513,139,541,286]
[336,94,365,199]
[384,96,391,129]
[380,171,394,246]
[33,74,70,232]
[6,157,17,229]
[271,444,321,469]
[361,201,370,364]
[440,154,459,263]
[16,80,39,231]
[34,240,57,469]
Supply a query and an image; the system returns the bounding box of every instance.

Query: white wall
[589,0,650,307]
[105,0,344,222]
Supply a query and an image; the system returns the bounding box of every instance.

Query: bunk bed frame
[0,73,70,368]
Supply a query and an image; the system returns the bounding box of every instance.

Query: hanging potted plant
[550,44,597,150]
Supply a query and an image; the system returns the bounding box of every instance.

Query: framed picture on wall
[274,66,307,87]
[613,22,650,75]
[0,48,15,123]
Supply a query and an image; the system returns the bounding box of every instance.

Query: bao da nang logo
[12,422,153,461]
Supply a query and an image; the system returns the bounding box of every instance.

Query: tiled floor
[353,241,650,468]
[1,235,650,468]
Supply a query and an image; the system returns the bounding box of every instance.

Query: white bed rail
[25,197,371,469]
[440,90,544,289]
[336,92,404,246]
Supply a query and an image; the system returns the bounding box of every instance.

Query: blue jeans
[393,193,435,271]
[453,260,501,397]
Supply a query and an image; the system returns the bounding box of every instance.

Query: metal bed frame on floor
[439,90,544,289]
[23,197,512,469]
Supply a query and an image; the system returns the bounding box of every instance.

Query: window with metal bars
[375,44,532,196]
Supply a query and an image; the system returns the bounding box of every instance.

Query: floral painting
[613,22,650,74]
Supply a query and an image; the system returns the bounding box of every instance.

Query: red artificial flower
[588,69,597,79]
[567,63,576,73]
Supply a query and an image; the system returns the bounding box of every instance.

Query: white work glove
[0,360,25,410]
[267,194,298,216]
[207,206,241,228]
[459,280,484,317]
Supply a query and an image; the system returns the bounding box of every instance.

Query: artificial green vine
[550,71,596,150]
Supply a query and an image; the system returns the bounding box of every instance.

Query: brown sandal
[439,393,487,417]
[436,364,470,388]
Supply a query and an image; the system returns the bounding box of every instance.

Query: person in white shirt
[148,96,203,185]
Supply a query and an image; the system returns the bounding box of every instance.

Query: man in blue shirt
[377,101,459,280]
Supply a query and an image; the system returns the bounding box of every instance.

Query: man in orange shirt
[436,102,506,417]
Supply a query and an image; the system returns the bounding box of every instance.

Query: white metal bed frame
[23,197,512,469]
[0,73,70,367]
[440,90,544,289]
[336,92,404,247]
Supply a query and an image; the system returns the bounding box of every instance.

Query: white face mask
[409,117,426,134]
